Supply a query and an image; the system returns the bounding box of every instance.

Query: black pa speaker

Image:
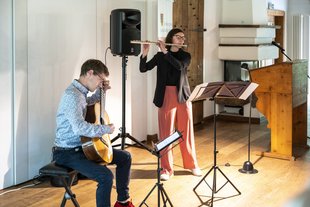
[110,9,141,56]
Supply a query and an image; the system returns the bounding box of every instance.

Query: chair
[39,162,80,207]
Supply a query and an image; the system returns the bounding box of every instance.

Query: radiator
[292,14,310,60]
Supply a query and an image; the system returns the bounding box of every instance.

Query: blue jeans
[53,147,131,207]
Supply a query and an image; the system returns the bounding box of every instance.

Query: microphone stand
[272,41,292,61]
[280,50,292,61]
[238,95,258,174]
[271,42,310,80]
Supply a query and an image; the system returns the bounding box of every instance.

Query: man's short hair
[80,59,109,76]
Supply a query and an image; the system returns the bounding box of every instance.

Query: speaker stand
[111,56,152,153]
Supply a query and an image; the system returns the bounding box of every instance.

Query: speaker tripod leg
[125,133,152,152]
[111,132,152,152]
[111,133,121,143]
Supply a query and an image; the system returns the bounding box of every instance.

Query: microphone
[271,41,285,52]
[271,41,292,61]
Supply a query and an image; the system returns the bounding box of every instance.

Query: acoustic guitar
[81,88,113,164]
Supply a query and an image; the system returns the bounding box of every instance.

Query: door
[173,0,204,124]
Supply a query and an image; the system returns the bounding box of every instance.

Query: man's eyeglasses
[94,72,107,82]
[174,35,186,41]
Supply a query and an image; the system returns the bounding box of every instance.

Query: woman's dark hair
[80,59,109,76]
[165,28,184,50]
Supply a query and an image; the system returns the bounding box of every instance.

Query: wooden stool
[39,162,80,207]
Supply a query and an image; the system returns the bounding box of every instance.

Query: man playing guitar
[53,59,135,207]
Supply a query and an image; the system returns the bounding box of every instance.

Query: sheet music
[155,131,182,152]
[239,82,259,100]
[188,81,259,101]
[188,82,209,102]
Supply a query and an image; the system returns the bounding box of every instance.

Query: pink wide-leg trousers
[158,86,199,176]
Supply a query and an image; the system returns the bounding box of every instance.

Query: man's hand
[101,80,111,91]
[107,123,115,134]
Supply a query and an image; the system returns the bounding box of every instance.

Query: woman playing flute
[139,28,202,181]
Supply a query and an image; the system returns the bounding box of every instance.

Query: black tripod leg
[126,133,152,152]
[159,184,174,207]
[193,165,215,191]
[193,165,241,207]
[210,167,217,207]
[194,100,241,207]
[217,167,241,195]
[139,184,157,207]
[111,133,152,152]
[111,133,126,150]
[121,134,126,150]
[111,133,121,143]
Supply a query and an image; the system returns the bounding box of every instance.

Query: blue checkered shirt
[55,79,110,148]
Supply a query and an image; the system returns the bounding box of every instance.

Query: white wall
[0,0,149,189]
[27,0,99,178]
[143,0,174,136]
[13,0,29,185]
[139,0,159,136]
[203,0,224,116]
[0,0,14,189]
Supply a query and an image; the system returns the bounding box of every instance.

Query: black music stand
[139,130,183,207]
[190,81,258,207]
[110,56,152,153]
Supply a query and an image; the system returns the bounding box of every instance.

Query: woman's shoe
[160,173,172,181]
[191,168,202,176]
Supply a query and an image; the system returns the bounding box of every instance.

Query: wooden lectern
[249,59,308,160]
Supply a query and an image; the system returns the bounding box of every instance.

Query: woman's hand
[142,44,150,58]
[157,40,168,54]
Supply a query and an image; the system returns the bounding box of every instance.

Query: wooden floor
[1,120,310,207]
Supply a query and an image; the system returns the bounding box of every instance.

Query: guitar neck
[100,88,106,120]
